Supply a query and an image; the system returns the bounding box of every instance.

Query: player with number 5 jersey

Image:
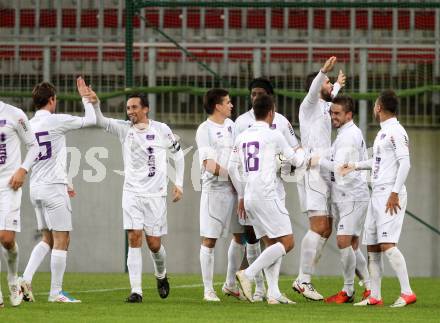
[19,79,96,304]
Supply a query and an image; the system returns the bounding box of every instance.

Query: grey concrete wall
[11,127,440,277]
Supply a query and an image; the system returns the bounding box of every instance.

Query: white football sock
[2,243,19,285]
[385,247,413,295]
[246,241,265,292]
[298,230,321,283]
[200,245,214,293]
[23,241,51,282]
[50,249,67,297]
[244,242,286,280]
[368,252,383,300]
[127,247,142,295]
[314,236,328,265]
[264,257,282,300]
[226,239,245,287]
[150,245,167,279]
[340,246,356,296]
[354,248,371,290]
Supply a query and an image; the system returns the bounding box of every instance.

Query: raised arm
[303,56,337,107]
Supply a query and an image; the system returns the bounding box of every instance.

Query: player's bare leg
[0,230,22,306]
[223,233,246,300]
[146,235,169,299]
[20,229,53,302]
[200,237,219,301]
[125,229,143,303]
[294,215,331,301]
[244,226,266,301]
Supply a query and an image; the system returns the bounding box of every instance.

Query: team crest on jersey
[146,134,155,140]
[227,126,232,133]
[0,120,6,127]
[270,123,277,129]
[18,118,28,132]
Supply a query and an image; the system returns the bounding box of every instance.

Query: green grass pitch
[1,273,439,322]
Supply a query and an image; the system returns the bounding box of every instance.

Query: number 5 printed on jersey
[35,131,52,160]
[242,141,260,172]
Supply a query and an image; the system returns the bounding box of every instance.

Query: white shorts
[363,186,407,245]
[297,168,331,216]
[122,191,167,237]
[30,184,72,232]
[332,201,368,236]
[244,198,292,240]
[0,188,21,232]
[200,191,243,239]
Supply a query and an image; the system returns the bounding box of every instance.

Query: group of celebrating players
[0,56,416,308]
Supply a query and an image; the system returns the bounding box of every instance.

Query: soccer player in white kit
[0,101,39,308]
[310,95,371,303]
[18,79,96,303]
[196,88,245,302]
[230,94,307,304]
[342,90,416,307]
[293,56,345,300]
[84,88,184,303]
[234,77,300,302]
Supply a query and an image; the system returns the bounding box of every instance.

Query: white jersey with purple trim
[229,121,298,201]
[371,118,409,190]
[196,118,235,192]
[104,118,183,196]
[325,120,370,203]
[29,100,95,186]
[0,101,37,190]
[235,108,299,148]
[235,109,299,201]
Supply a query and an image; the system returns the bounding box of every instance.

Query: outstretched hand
[321,56,337,74]
[77,76,98,104]
[337,70,346,88]
[339,163,355,176]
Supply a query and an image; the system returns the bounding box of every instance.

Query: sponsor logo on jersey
[0,120,6,127]
[270,123,277,129]
[216,131,223,138]
[146,134,155,140]
[390,136,396,149]
[232,146,238,153]
[380,133,386,140]
[18,118,28,132]
[288,123,295,136]
[381,231,388,238]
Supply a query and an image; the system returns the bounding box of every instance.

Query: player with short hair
[341,90,416,307]
[293,57,345,300]
[234,77,300,301]
[230,94,307,305]
[82,87,184,303]
[196,88,245,301]
[19,78,96,303]
[310,95,371,303]
[0,100,40,308]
